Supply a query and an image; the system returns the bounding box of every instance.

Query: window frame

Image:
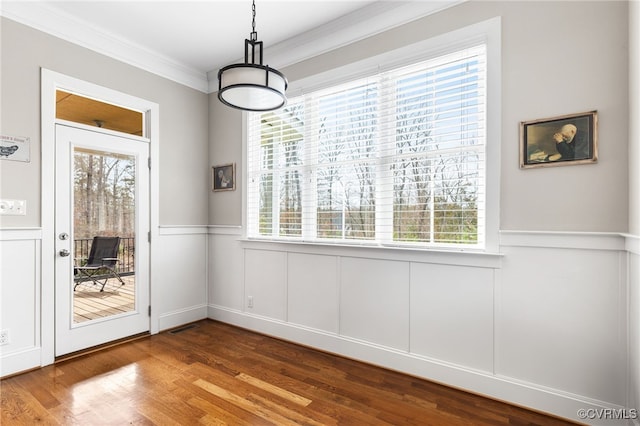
[243,18,501,254]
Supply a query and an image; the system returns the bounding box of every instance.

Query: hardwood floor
[1,320,578,425]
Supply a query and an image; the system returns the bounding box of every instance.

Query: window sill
[239,237,503,269]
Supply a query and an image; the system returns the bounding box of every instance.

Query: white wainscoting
[2,226,635,423]
[628,235,640,426]
[208,228,635,424]
[0,228,42,377]
[156,226,209,331]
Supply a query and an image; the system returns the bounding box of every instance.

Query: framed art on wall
[212,163,235,191]
[520,111,598,169]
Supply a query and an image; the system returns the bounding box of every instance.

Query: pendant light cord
[250,0,257,42]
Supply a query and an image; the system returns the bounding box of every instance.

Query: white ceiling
[1,1,462,92]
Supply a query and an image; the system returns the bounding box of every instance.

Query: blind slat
[247,44,486,247]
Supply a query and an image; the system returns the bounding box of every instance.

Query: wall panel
[410,263,494,373]
[209,231,244,311]
[156,227,208,331]
[340,257,410,351]
[288,253,339,333]
[244,249,287,320]
[497,244,626,405]
[0,229,41,377]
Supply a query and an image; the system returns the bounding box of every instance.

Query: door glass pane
[73,147,136,323]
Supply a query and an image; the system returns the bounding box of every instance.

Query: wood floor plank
[235,373,313,407]
[245,392,327,426]
[174,377,274,426]
[0,380,59,424]
[11,373,60,411]
[186,395,252,426]
[194,378,306,426]
[0,320,580,425]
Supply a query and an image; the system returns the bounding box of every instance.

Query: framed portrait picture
[212,163,235,191]
[520,111,598,169]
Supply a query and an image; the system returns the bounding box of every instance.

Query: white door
[55,124,150,356]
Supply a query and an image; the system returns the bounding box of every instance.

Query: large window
[247,44,487,249]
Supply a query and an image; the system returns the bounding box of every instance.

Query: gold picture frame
[520,111,598,169]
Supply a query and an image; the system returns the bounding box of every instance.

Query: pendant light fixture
[217,0,288,112]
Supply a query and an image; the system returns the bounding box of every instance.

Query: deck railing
[74,237,135,276]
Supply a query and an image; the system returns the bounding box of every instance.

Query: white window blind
[247,44,486,249]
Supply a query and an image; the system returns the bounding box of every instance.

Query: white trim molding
[0,0,465,94]
[208,225,243,236]
[40,69,161,366]
[158,225,210,236]
[500,230,627,251]
[0,1,208,92]
[0,228,42,241]
[624,233,640,255]
[1,348,41,379]
[158,305,209,332]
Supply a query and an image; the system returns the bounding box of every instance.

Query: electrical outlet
[0,329,9,345]
[0,199,26,216]
[247,296,254,308]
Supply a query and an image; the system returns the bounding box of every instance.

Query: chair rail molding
[624,233,640,255]
[0,227,42,241]
[499,230,626,251]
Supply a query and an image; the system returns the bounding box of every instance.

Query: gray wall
[630,0,640,235]
[0,17,209,227]
[209,0,630,233]
[208,96,242,226]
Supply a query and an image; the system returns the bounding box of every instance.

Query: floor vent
[169,324,198,334]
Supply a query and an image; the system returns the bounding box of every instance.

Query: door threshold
[55,331,150,363]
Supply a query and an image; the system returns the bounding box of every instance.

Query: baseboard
[158,304,208,332]
[207,304,631,425]
[0,347,42,378]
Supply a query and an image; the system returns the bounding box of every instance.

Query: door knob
[59,249,71,257]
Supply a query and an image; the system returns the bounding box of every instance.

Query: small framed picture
[212,163,235,191]
[520,111,598,169]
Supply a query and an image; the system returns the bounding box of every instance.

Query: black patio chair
[74,236,125,292]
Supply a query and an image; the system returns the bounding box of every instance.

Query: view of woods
[73,148,136,240]
[251,45,484,246]
[392,58,481,244]
[315,82,377,240]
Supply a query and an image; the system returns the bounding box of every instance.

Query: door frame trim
[41,69,160,367]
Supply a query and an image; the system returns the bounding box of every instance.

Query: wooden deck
[73,275,135,323]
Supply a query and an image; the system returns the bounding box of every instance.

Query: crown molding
[1,1,463,94]
[0,1,209,92]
